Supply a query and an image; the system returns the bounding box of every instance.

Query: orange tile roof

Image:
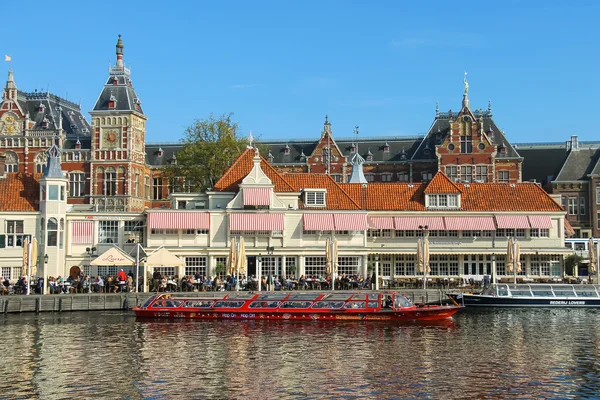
[0,173,40,212]
[213,148,296,193]
[284,174,361,210]
[215,151,565,213]
[424,172,462,194]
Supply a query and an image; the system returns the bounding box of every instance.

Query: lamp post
[86,247,97,269]
[266,246,274,292]
[418,225,429,290]
[257,253,262,292]
[491,254,496,285]
[374,254,379,291]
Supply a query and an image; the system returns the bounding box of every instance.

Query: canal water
[1,309,599,399]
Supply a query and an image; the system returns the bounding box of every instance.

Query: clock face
[5,115,15,124]
[102,129,120,148]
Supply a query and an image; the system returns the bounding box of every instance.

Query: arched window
[35,152,47,173]
[59,218,65,249]
[117,166,126,195]
[3,151,18,172]
[47,218,58,246]
[104,167,116,196]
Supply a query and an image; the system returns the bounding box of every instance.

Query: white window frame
[305,189,326,207]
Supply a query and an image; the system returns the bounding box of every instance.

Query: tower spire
[116,34,124,67]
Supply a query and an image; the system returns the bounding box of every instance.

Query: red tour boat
[133,291,462,321]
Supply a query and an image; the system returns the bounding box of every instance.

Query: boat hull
[448,293,600,308]
[133,307,460,321]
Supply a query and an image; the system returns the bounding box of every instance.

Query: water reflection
[0,310,599,399]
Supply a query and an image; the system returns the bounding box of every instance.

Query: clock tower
[90,35,149,212]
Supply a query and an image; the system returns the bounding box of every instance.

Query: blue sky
[2,1,598,143]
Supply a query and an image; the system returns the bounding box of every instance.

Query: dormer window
[268,151,274,163]
[426,194,460,209]
[75,139,81,150]
[41,118,49,128]
[304,189,326,207]
[108,94,117,109]
[366,149,373,162]
[299,149,306,162]
[383,143,390,153]
[499,145,506,154]
[38,103,45,113]
[284,144,290,154]
[113,78,118,85]
[350,145,356,153]
[156,147,164,157]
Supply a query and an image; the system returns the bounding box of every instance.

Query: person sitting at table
[298,275,307,290]
[82,276,91,293]
[274,276,282,291]
[0,277,8,296]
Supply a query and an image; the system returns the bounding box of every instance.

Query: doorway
[247,256,256,277]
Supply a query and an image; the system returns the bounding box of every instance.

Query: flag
[4,55,11,62]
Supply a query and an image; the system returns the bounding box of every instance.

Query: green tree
[165,113,247,192]
[564,254,583,276]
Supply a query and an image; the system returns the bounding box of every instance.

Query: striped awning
[148,212,210,230]
[528,215,552,229]
[334,214,368,231]
[243,188,271,206]
[71,221,93,244]
[229,213,284,231]
[394,216,445,230]
[303,214,335,231]
[495,215,530,229]
[444,216,496,231]
[368,216,395,229]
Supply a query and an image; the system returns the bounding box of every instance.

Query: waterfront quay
[0,289,450,314]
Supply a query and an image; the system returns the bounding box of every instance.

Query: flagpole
[596,239,599,285]
[135,244,140,293]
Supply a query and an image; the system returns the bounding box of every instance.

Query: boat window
[213,301,245,308]
[322,294,353,301]
[226,293,255,300]
[368,293,380,301]
[151,300,183,308]
[248,301,280,309]
[183,300,214,308]
[312,301,344,309]
[368,301,380,308]
[552,290,575,297]
[351,294,366,300]
[510,290,532,297]
[531,291,553,297]
[288,294,320,301]
[574,288,597,297]
[256,294,288,301]
[143,295,160,308]
[280,301,313,309]
[394,296,413,308]
[497,286,509,296]
[344,301,366,309]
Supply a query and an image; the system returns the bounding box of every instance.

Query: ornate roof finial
[325,114,329,124]
[247,130,254,149]
[462,72,470,109]
[116,34,124,67]
[487,99,493,115]
[435,101,439,117]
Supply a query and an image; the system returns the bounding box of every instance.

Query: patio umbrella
[325,238,331,274]
[228,238,237,276]
[30,237,38,277]
[515,242,522,274]
[333,238,338,274]
[589,238,596,274]
[416,238,424,273]
[236,237,246,275]
[506,239,514,274]
[424,235,431,274]
[23,236,30,275]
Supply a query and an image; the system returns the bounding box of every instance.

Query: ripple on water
[0,309,599,399]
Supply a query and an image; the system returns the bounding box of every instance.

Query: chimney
[571,135,579,151]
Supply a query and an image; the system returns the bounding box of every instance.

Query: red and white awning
[243,188,271,206]
[148,212,210,230]
[303,214,335,231]
[368,216,395,229]
[528,215,552,229]
[394,216,445,230]
[333,214,368,231]
[444,216,496,231]
[229,213,284,231]
[495,215,530,229]
[71,221,93,244]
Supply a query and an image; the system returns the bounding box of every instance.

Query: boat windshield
[394,295,413,308]
[142,294,161,308]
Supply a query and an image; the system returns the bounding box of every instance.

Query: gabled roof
[213,148,296,192]
[0,173,40,212]
[423,172,462,194]
[555,147,600,181]
[284,174,362,210]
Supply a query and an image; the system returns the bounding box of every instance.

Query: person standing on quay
[153,269,161,292]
